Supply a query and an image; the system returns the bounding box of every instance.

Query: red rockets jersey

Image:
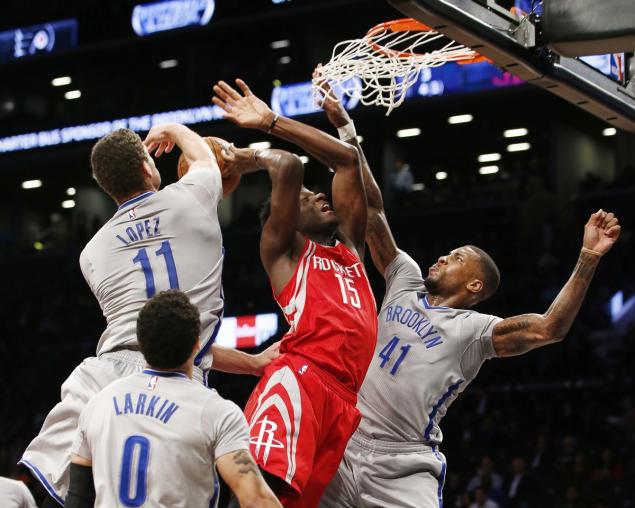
[274,239,377,393]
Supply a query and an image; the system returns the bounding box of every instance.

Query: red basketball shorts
[244,353,361,508]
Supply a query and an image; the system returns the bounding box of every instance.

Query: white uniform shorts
[319,431,447,508]
[20,350,205,504]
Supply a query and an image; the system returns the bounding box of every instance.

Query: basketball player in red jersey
[213,79,377,508]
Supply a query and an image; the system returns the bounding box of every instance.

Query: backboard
[389,0,635,132]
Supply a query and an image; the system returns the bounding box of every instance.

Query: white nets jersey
[0,477,37,508]
[80,164,224,371]
[72,369,249,508]
[356,251,502,445]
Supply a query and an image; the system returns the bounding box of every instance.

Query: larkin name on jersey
[111,390,180,425]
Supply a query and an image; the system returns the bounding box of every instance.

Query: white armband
[337,121,357,142]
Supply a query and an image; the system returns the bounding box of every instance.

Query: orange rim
[365,18,484,63]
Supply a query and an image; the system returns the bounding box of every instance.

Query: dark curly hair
[91,128,148,199]
[137,290,201,369]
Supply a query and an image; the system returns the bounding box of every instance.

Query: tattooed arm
[315,70,398,274]
[217,449,282,507]
[492,210,621,357]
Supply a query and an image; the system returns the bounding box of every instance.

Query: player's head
[136,290,201,370]
[260,187,340,239]
[424,245,500,307]
[91,128,161,203]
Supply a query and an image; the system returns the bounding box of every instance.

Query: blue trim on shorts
[19,459,65,506]
[195,313,223,367]
[432,447,447,508]
[424,380,464,441]
[142,369,188,379]
[117,191,154,210]
[209,475,219,508]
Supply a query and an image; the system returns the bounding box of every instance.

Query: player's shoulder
[390,249,421,270]
[0,476,24,488]
[438,304,491,321]
[201,388,243,420]
[0,477,32,499]
[81,218,112,256]
[170,163,220,192]
[89,373,140,402]
[80,199,135,255]
[447,307,502,340]
[201,386,237,407]
[157,173,215,211]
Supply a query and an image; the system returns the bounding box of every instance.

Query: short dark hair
[259,195,272,228]
[468,245,500,302]
[137,290,200,369]
[91,128,148,199]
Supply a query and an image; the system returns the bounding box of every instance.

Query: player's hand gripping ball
[177,137,241,197]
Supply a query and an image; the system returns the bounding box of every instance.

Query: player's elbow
[343,142,360,165]
[541,317,565,344]
[545,331,565,344]
[237,490,281,508]
[334,143,361,173]
[277,152,305,183]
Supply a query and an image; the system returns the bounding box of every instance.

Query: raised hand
[582,209,621,256]
[220,143,261,176]
[143,124,177,157]
[212,79,275,130]
[313,64,351,128]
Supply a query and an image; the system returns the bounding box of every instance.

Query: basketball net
[314,19,480,115]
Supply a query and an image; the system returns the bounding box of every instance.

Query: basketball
[177,136,241,197]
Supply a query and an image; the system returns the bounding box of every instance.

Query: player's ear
[466,278,483,294]
[140,160,153,179]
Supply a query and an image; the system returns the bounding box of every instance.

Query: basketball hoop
[314,18,484,115]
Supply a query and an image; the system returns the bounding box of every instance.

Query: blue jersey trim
[19,459,65,506]
[142,369,188,379]
[432,447,447,507]
[117,191,155,211]
[422,295,450,310]
[424,380,464,441]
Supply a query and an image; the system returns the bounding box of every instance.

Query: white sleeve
[179,161,223,209]
[18,482,37,508]
[382,250,425,308]
[459,313,502,382]
[71,406,92,461]
[203,397,250,461]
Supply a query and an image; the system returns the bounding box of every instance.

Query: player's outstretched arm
[217,449,283,508]
[211,341,280,376]
[492,210,621,357]
[212,79,367,260]
[315,71,399,275]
